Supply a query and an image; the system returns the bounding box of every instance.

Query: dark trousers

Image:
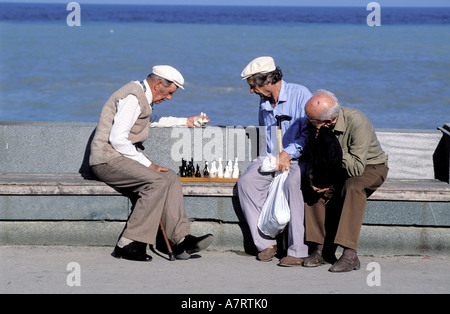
[304,164,388,251]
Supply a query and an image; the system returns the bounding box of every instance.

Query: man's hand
[276,151,291,172]
[309,174,329,193]
[149,163,169,172]
[186,114,210,128]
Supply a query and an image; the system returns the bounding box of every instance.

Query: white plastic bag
[257,170,290,238]
[259,155,277,172]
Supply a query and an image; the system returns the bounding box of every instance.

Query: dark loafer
[112,241,152,262]
[175,234,214,255]
[329,255,360,272]
[303,249,325,267]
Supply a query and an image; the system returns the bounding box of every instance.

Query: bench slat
[0,173,449,202]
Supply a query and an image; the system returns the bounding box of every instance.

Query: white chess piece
[194,112,208,127]
[210,161,217,177]
[232,162,239,179]
[224,165,231,178]
[201,112,208,124]
[217,158,223,178]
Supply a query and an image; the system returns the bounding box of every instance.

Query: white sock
[117,236,133,248]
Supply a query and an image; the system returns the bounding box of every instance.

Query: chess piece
[194,112,208,127]
[187,159,193,177]
[203,161,209,177]
[217,158,224,178]
[195,164,201,177]
[232,163,239,179]
[201,112,208,124]
[210,161,217,177]
[180,158,187,177]
[224,164,231,178]
[194,119,202,127]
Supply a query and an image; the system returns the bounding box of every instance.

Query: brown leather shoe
[257,245,277,262]
[303,249,324,267]
[278,255,305,267]
[329,254,360,272]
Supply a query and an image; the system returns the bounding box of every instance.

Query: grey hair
[314,89,341,121]
[250,67,283,87]
[148,73,173,88]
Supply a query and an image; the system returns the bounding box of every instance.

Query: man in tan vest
[89,65,213,262]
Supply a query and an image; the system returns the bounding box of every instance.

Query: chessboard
[178,172,238,182]
[177,158,240,182]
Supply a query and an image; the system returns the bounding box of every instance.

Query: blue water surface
[0,3,449,129]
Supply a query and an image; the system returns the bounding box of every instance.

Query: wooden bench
[1,172,449,202]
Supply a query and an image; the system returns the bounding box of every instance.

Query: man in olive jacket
[303,89,388,272]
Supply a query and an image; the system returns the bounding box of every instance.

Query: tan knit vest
[89,81,152,166]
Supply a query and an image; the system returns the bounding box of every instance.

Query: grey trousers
[237,157,308,258]
[91,156,190,246]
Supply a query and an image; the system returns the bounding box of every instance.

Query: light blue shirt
[258,80,312,159]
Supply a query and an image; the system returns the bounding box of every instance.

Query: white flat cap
[241,56,276,80]
[152,65,185,90]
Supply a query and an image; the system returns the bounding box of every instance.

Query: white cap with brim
[152,65,185,90]
[241,56,276,80]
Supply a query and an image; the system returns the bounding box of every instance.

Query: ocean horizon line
[3,2,450,8]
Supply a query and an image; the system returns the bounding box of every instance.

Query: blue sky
[4,0,450,7]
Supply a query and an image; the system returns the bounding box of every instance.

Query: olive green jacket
[333,107,388,177]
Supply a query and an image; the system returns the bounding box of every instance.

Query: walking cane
[275,115,292,154]
[159,220,176,261]
[275,115,291,250]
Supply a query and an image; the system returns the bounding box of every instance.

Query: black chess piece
[187,160,193,177]
[195,164,201,177]
[180,158,187,177]
[203,162,209,177]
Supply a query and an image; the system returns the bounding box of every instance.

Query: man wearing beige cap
[89,65,213,262]
[237,56,312,266]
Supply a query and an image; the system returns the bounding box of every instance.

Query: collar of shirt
[142,79,153,105]
[332,107,345,134]
[260,80,288,112]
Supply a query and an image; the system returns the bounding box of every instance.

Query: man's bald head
[305,90,340,122]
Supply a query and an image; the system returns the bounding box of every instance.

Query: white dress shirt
[109,80,187,167]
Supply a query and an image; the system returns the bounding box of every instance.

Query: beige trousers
[91,156,190,245]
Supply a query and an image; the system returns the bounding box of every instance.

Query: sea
[0,3,449,129]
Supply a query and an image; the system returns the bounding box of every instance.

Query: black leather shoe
[175,234,214,255]
[112,241,152,262]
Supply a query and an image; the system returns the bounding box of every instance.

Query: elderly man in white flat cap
[89,65,213,262]
[237,57,312,266]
